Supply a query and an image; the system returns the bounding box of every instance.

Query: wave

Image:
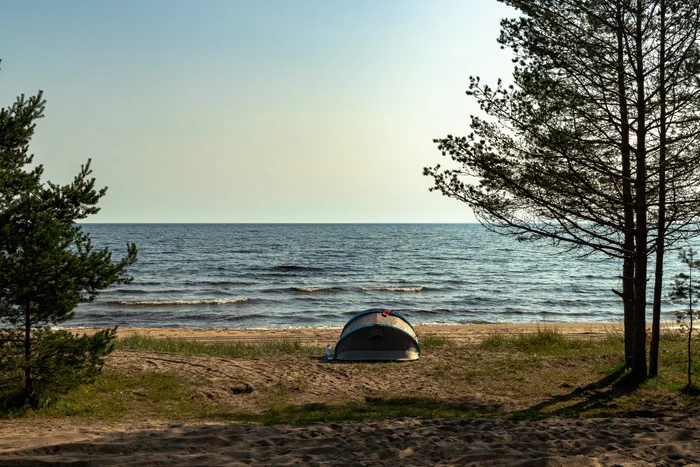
[171,312,269,322]
[290,286,343,293]
[274,265,317,272]
[113,288,151,295]
[104,298,249,307]
[182,280,256,287]
[393,308,447,315]
[223,313,284,323]
[360,286,424,293]
[417,320,493,326]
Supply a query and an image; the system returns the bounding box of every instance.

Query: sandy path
[1,416,698,466]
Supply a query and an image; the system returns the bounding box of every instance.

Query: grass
[418,333,457,350]
[3,329,699,425]
[6,371,190,420]
[477,326,620,355]
[115,335,322,357]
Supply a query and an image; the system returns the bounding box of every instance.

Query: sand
[1,416,698,466]
[111,321,628,346]
[1,322,699,466]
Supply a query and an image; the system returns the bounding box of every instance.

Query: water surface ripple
[74,224,674,328]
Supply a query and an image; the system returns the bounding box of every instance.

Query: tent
[334,309,420,361]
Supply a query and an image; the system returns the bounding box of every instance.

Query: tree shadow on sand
[218,395,506,426]
[512,365,654,419]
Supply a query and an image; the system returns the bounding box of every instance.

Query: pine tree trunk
[651,247,665,376]
[616,0,636,368]
[623,257,635,368]
[688,261,693,388]
[650,0,667,378]
[688,309,693,387]
[24,299,32,398]
[632,0,648,380]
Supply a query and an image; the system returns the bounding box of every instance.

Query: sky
[0,0,516,223]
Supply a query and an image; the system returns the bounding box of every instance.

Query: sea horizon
[78,222,482,225]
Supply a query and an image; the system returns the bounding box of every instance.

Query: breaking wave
[73,223,624,328]
[360,286,424,293]
[290,286,343,293]
[105,298,249,307]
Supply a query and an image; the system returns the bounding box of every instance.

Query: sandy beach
[2,415,698,466]
[1,322,699,466]
[111,321,627,346]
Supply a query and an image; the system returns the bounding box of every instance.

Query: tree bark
[616,0,636,368]
[650,0,667,378]
[632,0,648,380]
[24,299,32,398]
[688,253,694,387]
[689,297,693,387]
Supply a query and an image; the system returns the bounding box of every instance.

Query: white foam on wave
[360,286,424,293]
[291,286,339,293]
[111,298,249,307]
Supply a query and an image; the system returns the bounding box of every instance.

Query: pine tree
[0,64,137,406]
[425,0,700,380]
[668,247,700,389]
[648,0,700,377]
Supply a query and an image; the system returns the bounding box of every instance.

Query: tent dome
[334,309,420,361]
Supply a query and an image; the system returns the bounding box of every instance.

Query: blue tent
[334,309,420,361]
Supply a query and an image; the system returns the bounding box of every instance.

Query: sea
[72,223,681,329]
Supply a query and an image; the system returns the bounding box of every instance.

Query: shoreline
[67,321,636,346]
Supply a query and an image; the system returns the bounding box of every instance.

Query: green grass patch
[478,327,598,355]
[419,334,456,350]
[4,329,699,425]
[3,370,195,421]
[115,335,322,357]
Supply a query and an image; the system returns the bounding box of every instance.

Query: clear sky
[0,0,515,223]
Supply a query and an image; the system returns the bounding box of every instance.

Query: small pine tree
[668,247,700,389]
[0,67,137,406]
